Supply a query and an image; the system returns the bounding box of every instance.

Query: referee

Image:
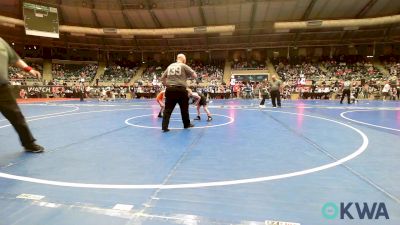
[161,54,197,132]
[269,75,282,108]
[0,37,44,153]
[340,77,352,104]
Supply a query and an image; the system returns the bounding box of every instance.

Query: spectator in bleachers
[273,56,322,83]
[102,63,138,83]
[190,60,224,84]
[8,62,43,84]
[232,59,266,70]
[52,63,98,84]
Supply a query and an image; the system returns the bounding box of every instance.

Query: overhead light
[103,28,117,34]
[11,42,15,45]
[194,26,207,33]
[306,20,323,27]
[367,55,374,58]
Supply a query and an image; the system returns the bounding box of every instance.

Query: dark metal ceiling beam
[383,25,394,41]
[247,0,257,47]
[57,0,65,24]
[198,0,207,26]
[356,0,378,18]
[205,36,209,51]
[149,11,162,28]
[340,30,348,43]
[57,0,70,50]
[144,0,163,28]
[118,0,140,51]
[133,38,141,51]
[87,0,101,27]
[18,0,24,19]
[385,7,400,42]
[161,38,170,52]
[118,0,133,28]
[293,0,319,48]
[197,1,209,50]
[301,0,317,20]
[292,32,300,46]
[86,0,106,50]
[248,0,257,33]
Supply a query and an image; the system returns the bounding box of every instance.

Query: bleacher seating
[8,62,43,85]
[102,65,138,83]
[232,59,266,70]
[52,63,98,83]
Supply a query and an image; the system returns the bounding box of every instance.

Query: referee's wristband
[23,66,32,72]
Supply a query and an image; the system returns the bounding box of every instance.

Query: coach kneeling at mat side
[161,54,197,132]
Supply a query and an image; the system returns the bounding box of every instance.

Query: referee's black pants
[0,85,36,146]
[270,90,281,107]
[162,86,190,130]
[340,89,351,104]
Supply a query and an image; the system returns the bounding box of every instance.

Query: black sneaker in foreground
[184,124,195,129]
[24,143,45,153]
[207,116,213,121]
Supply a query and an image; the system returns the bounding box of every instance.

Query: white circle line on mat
[340,109,400,132]
[0,107,369,189]
[0,105,79,122]
[125,113,234,129]
[0,107,151,129]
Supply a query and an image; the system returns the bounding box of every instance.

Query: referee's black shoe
[184,123,194,129]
